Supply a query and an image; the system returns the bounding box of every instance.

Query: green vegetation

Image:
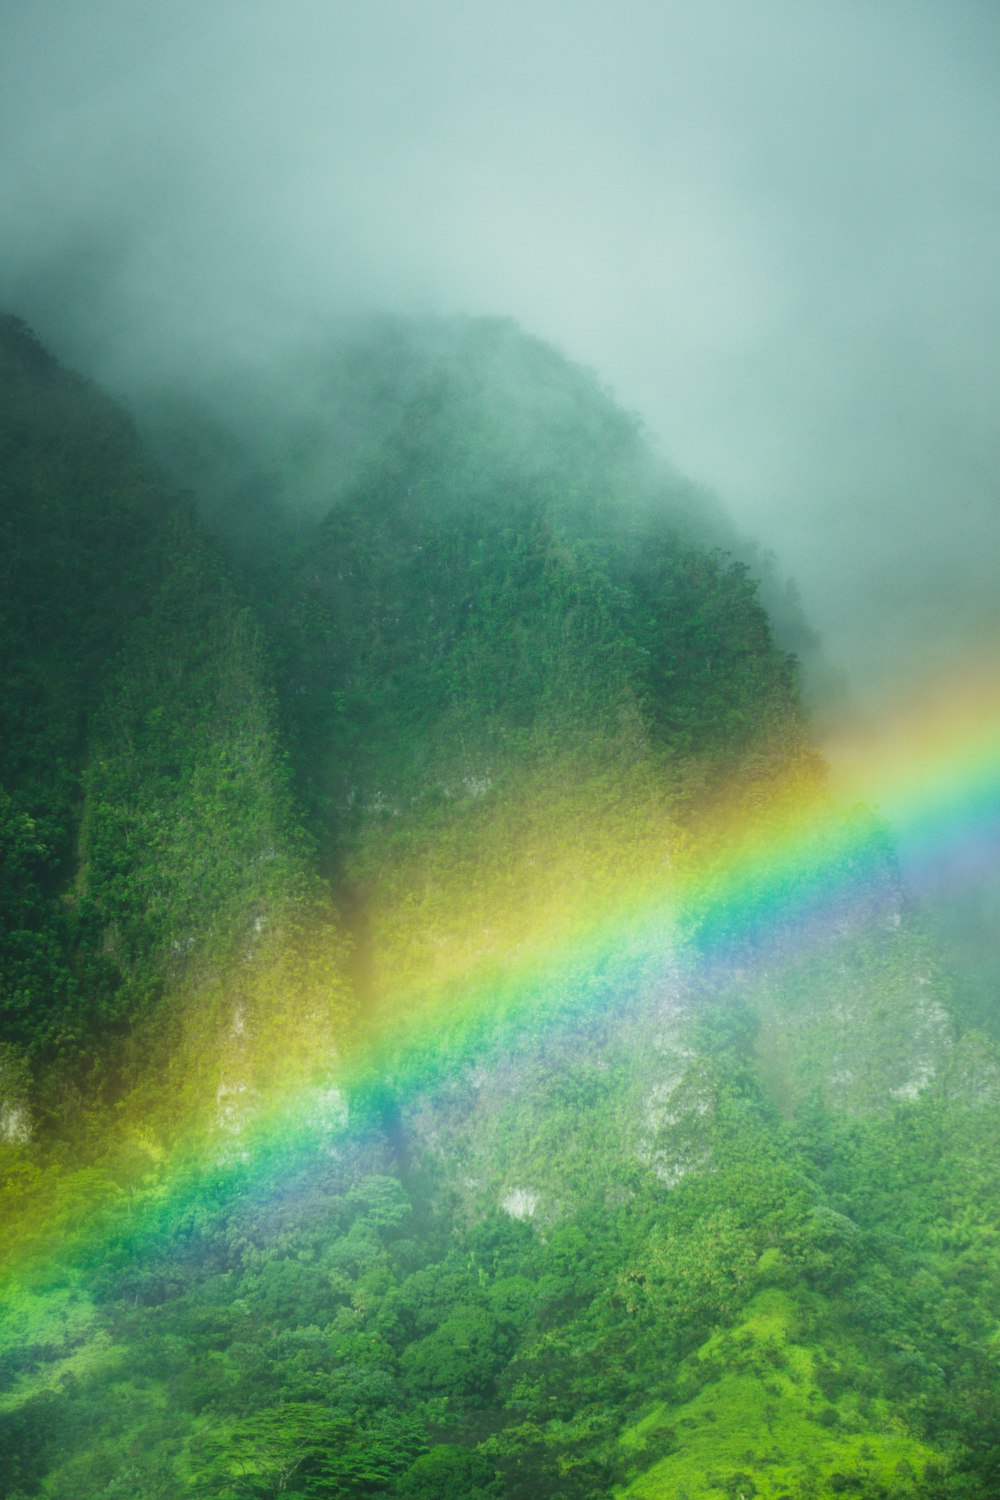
[1,313,998,1497]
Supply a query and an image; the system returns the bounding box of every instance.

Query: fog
[2,0,998,713]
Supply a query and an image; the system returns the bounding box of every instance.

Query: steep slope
[1,316,998,1499]
[0,313,352,1163]
[0,312,167,1093]
[140,315,829,687]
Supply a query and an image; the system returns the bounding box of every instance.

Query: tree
[192,1404,424,1498]
[396,1444,499,1499]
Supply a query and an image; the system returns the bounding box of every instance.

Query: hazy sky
[2,0,998,712]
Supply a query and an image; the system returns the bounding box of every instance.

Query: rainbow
[824,665,1000,897]
[2,666,998,1304]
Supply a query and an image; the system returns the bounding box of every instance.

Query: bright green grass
[618,1289,936,1498]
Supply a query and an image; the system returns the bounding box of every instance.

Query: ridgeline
[1,313,998,1499]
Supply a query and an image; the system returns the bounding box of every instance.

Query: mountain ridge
[1,313,997,1499]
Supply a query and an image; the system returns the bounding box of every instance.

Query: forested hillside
[1,314,999,1499]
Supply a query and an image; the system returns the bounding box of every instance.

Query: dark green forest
[2,311,999,1499]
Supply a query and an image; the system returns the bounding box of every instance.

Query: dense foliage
[1,314,998,1498]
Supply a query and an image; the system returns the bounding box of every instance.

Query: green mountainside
[1,313,999,1499]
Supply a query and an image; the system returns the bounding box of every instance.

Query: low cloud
[2,0,998,704]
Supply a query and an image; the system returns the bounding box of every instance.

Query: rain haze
[2,0,998,719]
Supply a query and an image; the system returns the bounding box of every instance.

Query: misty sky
[2,0,999,716]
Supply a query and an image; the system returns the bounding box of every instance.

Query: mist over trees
[1,310,999,1499]
[2,4,999,1496]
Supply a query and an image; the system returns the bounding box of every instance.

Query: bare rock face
[0,1047,31,1144]
[0,1100,31,1145]
[500,1187,540,1220]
